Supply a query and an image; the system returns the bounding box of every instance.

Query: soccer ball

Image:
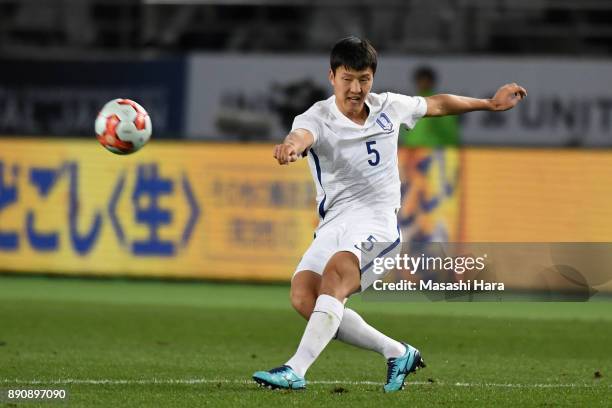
[96,99,152,154]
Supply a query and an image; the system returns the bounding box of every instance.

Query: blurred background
[1,5,611,404]
[1,0,612,287]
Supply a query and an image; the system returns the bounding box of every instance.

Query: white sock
[336,308,406,360]
[286,294,344,377]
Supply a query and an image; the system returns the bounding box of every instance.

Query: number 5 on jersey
[365,141,380,166]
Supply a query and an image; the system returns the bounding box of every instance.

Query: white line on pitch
[1,379,610,388]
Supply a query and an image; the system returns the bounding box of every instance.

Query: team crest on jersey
[376,113,393,133]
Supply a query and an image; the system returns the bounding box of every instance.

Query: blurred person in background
[398,66,461,245]
[399,66,460,147]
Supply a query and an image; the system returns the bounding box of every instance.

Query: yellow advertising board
[0,139,317,281]
[461,149,612,241]
[2,140,612,283]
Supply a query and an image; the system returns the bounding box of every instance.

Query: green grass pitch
[0,275,611,407]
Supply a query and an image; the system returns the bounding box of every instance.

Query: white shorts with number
[294,208,402,291]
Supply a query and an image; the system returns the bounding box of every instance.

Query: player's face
[329,66,374,116]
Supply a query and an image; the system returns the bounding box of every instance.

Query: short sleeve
[389,93,428,130]
[291,113,322,148]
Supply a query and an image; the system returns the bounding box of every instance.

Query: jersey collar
[330,95,374,129]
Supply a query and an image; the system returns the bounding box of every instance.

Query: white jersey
[291,92,427,229]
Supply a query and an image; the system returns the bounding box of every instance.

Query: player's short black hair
[330,36,378,75]
[413,66,437,84]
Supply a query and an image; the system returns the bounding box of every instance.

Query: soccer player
[253,36,526,392]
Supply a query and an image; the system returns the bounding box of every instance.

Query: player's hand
[273,143,299,165]
[491,83,527,111]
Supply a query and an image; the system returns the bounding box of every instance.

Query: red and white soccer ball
[96,98,152,155]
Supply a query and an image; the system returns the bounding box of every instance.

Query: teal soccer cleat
[252,365,306,390]
[383,343,426,393]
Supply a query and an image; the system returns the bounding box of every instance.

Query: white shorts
[294,208,402,290]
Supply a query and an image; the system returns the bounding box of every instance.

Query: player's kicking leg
[249,273,317,390]
[290,267,426,392]
[253,252,357,390]
[253,252,425,392]
[290,270,413,366]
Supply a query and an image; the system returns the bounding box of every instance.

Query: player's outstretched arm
[424,83,527,117]
[273,129,314,165]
